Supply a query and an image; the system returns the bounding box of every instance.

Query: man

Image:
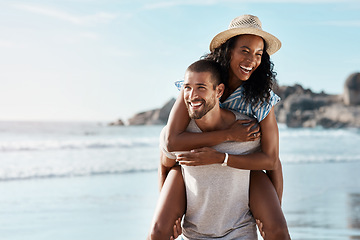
[148,59,260,239]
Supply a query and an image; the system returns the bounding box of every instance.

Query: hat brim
[209,28,281,55]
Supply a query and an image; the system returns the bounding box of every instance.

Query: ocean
[0,121,360,240]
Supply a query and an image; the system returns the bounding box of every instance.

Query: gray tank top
[160,110,260,239]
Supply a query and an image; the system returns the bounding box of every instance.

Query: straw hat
[209,14,281,55]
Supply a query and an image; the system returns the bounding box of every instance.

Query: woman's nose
[246,54,255,63]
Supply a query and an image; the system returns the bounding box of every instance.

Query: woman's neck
[227,80,243,93]
[221,75,244,102]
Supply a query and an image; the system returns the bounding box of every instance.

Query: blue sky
[1,0,359,122]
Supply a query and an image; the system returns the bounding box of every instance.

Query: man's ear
[216,83,225,98]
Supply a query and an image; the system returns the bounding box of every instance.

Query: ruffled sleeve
[252,90,281,122]
[175,80,184,91]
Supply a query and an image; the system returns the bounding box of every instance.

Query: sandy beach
[0,161,359,240]
[0,171,159,240]
[1,122,360,240]
[283,161,360,239]
[145,161,360,239]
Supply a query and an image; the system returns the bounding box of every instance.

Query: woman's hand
[226,119,261,142]
[176,147,224,166]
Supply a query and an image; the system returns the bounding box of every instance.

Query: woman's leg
[147,165,186,240]
[249,170,291,240]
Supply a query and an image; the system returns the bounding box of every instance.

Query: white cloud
[0,40,26,48]
[60,31,100,44]
[143,0,357,9]
[78,32,99,40]
[320,20,360,27]
[147,0,217,9]
[106,48,137,57]
[143,0,218,9]
[12,3,118,25]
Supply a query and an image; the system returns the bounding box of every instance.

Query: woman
[148,14,290,240]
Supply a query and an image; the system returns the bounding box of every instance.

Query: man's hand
[170,217,182,240]
[227,119,260,142]
[177,147,224,166]
[256,219,265,239]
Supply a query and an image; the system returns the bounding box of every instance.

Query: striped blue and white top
[175,80,280,122]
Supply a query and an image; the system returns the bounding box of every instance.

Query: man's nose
[189,89,198,99]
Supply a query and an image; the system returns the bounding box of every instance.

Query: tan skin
[167,35,283,199]
[148,35,290,240]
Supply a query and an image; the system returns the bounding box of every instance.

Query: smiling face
[229,34,265,84]
[183,71,222,119]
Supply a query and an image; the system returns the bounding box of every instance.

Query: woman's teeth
[240,66,252,73]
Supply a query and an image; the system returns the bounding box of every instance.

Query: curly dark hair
[202,35,277,104]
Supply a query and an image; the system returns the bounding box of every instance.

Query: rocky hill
[111,72,360,128]
[126,98,176,125]
[274,72,360,128]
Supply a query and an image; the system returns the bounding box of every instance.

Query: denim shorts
[176,235,185,240]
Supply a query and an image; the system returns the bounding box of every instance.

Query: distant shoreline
[113,78,360,128]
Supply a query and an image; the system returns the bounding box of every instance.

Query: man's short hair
[186,59,223,88]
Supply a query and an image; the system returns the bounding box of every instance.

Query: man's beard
[187,97,216,119]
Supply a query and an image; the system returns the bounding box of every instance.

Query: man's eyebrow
[184,83,207,86]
